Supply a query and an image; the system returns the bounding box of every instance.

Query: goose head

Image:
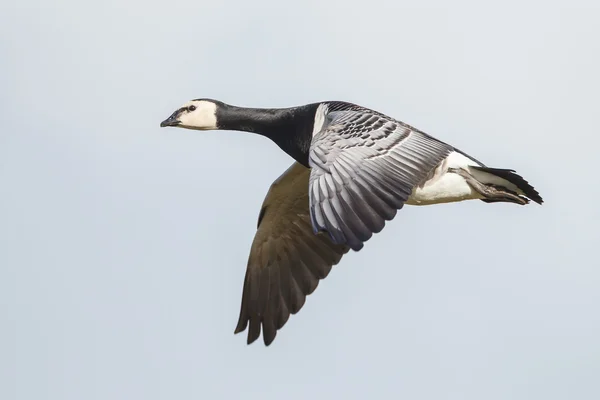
[160,99,219,130]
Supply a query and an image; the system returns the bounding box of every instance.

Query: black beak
[160,111,181,127]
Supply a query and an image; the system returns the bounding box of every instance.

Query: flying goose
[160,99,543,346]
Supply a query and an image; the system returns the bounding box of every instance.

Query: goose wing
[235,162,349,346]
[308,109,453,251]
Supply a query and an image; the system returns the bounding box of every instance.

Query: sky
[2,1,599,399]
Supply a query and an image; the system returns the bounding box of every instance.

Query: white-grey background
[2,1,599,399]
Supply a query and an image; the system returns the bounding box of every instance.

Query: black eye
[188,105,196,111]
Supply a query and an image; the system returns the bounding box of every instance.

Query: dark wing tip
[234,322,246,335]
[235,233,349,346]
[233,318,276,346]
[246,317,261,345]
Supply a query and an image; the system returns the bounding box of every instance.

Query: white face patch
[177,100,218,130]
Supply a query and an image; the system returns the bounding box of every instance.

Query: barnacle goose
[160,99,543,346]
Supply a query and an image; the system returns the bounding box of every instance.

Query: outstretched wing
[235,162,350,346]
[308,110,453,251]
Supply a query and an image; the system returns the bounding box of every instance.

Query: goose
[160,99,543,346]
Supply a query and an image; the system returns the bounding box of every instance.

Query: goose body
[160,99,543,346]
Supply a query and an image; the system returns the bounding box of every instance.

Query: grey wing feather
[308,110,453,251]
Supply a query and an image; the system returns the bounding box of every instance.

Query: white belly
[405,151,483,206]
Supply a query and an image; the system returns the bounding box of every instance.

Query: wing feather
[235,162,350,346]
[309,109,453,250]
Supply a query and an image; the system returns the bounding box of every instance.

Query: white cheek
[198,110,217,129]
[180,103,217,129]
[191,112,216,128]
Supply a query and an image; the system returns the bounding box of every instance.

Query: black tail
[470,166,544,205]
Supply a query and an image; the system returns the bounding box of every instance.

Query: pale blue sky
[2,1,599,399]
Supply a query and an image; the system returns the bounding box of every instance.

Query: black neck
[215,103,319,167]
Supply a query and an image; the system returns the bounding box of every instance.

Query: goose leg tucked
[406,151,542,206]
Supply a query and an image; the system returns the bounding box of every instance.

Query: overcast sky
[2,1,599,399]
